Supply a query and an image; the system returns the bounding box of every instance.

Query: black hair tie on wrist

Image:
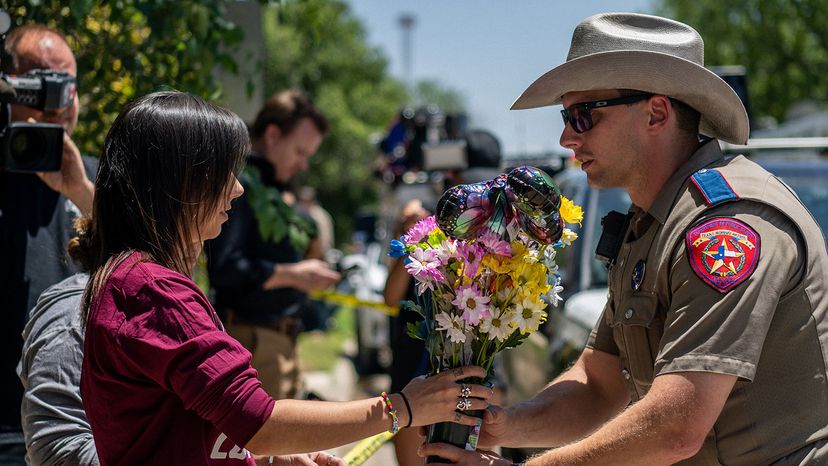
[398,391,413,428]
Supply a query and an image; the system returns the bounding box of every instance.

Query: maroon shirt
[81,252,275,465]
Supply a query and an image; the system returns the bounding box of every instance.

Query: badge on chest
[685,217,760,293]
[631,260,646,290]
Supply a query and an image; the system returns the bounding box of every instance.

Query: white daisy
[479,312,513,341]
[511,297,547,333]
[451,285,491,326]
[434,311,466,343]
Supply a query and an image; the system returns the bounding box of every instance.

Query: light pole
[398,13,416,88]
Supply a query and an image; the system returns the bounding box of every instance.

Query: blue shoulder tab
[690,168,738,206]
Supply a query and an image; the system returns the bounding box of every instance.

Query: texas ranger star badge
[685,217,760,293]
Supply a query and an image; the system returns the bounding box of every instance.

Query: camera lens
[10,130,45,167]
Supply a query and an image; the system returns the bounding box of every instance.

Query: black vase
[424,408,485,464]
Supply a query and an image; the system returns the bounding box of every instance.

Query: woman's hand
[400,365,494,427]
[255,452,345,465]
[418,443,513,465]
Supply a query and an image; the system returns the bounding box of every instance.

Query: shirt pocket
[611,291,663,399]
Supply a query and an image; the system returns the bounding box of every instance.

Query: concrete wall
[216,1,265,124]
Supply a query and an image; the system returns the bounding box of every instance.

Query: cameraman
[1,24,95,463]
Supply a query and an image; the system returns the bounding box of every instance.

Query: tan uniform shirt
[587,140,828,465]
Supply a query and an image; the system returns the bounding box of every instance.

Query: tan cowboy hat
[511,12,749,144]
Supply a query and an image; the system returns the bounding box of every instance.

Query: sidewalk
[303,340,398,466]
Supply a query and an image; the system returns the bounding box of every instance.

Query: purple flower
[405,216,438,245]
[405,247,443,279]
[457,241,485,278]
[478,230,512,257]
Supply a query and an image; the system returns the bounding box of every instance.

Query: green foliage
[6,1,256,157]
[658,0,828,123]
[262,0,408,247]
[241,165,317,252]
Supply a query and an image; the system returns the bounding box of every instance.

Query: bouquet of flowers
[388,166,583,457]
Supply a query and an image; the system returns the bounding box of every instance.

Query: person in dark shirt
[207,90,340,401]
[0,24,95,463]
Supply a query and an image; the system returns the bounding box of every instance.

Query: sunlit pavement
[303,340,398,466]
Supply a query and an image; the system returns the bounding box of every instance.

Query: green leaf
[405,321,425,341]
[400,300,425,318]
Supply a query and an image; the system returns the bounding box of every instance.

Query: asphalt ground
[303,341,398,466]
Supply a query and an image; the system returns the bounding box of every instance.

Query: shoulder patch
[690,168,738,206]
[685,217,760,293]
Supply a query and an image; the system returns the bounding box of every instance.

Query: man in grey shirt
[17,274,99,465]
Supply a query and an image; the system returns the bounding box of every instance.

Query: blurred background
[10,0,828,252]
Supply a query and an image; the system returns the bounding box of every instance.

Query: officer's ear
[646,95,671,135]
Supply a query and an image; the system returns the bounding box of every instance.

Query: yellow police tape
[309,290,400,317]
[342,431,396,466]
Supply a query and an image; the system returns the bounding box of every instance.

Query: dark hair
[670,98,702,135]
[3,24,70,73]
[617,88,700,136]
[249,89,329,141]
[70,91,249,316]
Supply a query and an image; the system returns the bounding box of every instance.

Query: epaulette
[689,168,739,206]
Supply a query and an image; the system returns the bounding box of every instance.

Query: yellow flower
[510,241,538,264]
[561,228,579,246]
[560,196,584,226]
[481,255,513,275]
[510,261,551,298]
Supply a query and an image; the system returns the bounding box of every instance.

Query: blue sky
[345,0,654,156]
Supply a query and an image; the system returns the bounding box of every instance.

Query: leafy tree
[262,0,408,247]
[658,0,828,124]
[4,0,254,157]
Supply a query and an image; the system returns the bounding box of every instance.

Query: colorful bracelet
[380,391,399,434]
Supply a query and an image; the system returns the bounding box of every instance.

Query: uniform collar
[647,138,725,224]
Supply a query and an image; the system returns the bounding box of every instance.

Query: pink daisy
[404,216,438,245]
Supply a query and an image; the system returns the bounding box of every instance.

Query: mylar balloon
[435,165,565,244]
[435,181,494,241]
[506,166,561,216]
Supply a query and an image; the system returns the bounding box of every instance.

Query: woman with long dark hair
[72,91,491,465]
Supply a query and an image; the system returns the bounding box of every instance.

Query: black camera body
[0,69,75,173]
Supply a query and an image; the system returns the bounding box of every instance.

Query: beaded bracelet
[380,391,399,434]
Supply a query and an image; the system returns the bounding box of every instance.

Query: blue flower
[388,238,407,258]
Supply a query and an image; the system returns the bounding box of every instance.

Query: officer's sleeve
[587,298,620,356]
[654,201,804,381]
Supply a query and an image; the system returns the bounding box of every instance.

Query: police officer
[421,12,828,465]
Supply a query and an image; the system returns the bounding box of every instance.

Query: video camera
[0,10,76,173]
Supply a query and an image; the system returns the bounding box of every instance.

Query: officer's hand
[36,131,93,214]
[418,442,511,465]
[478,404,510,449]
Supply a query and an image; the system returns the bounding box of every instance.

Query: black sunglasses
[560,94,653,133]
